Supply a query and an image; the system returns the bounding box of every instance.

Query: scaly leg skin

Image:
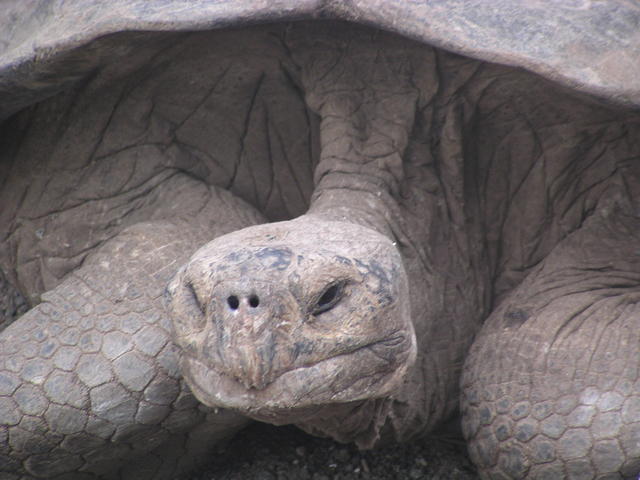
[0,174,263,479]
[462,196,640,479]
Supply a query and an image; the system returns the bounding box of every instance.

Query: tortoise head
[166,216,416,422]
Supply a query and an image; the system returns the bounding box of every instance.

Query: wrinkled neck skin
[295,28,417,241]
[267,28,444,445]
[304,91,407,240]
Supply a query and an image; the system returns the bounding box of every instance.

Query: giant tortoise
[0,2,639,479]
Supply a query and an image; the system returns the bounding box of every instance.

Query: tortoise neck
[287,24,426,240]
[301,70,417,240]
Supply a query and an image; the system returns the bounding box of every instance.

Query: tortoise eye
[313,282,345,315]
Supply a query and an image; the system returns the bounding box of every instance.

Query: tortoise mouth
[182,334,413,420]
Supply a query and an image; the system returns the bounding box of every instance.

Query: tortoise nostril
[248,294,260,308]
[226,294,260,309]
[227,295,240,310]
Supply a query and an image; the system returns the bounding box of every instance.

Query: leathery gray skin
[0,21,639,480]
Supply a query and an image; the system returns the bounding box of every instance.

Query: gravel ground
[191,421,479,480]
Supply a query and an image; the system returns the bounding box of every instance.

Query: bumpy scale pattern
[464,380,640,478]
[463,206,640,479]
[0,185,261,479]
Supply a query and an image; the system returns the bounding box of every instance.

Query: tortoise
[0,2,639,479]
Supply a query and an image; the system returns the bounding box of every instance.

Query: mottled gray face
[166,217,416,422]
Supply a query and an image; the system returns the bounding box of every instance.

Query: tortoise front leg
[0,175,263,479]
[462,198,640,479]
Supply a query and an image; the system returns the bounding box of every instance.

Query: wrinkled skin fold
[0,21,638,480]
